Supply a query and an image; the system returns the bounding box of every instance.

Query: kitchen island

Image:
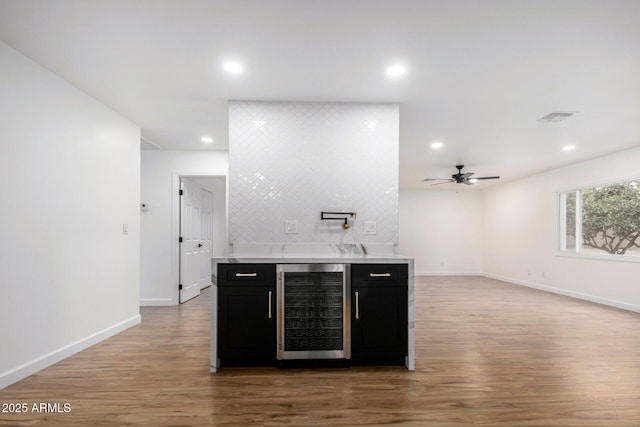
[210,244,414,373]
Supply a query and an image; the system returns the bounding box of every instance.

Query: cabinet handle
[235,272,257,277]
[268,291,272,319]
[355,291,359,320]
[369,272,391,277]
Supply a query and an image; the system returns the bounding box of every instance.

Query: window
[559,179,640,258]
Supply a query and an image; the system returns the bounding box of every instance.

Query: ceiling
[1,0,639,189]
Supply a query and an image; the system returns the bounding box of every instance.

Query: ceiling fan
[424,165,500,185]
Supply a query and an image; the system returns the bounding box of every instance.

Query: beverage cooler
[276,264,350,360]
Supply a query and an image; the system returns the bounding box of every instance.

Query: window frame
[557,176,640,263]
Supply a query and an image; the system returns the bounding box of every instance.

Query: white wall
[229,101,399,245]
[0,41,141,389]
[140,150,228,306]
[482,146,640,312]
[398,189,483,275]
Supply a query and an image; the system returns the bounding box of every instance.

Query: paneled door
[179,179,202,303]
[199,189,213,290]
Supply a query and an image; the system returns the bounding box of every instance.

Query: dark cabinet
[216,262,409,368]
[217,264,276,365]
[350,264,408,364]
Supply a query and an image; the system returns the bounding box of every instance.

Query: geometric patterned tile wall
[229,101,399,244]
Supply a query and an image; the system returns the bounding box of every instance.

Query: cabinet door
[218,285,276,364]
[351,285,407,363]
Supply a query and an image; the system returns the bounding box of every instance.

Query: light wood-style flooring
[2,276,640,426]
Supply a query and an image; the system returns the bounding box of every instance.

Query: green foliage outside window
[565,181,640,255]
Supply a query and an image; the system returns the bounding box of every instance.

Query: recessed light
[468,178,479,183]
[430,141,443,149]
[562,145,576,151]
[386,64,406,77]
[201,136,214,143]
[223,61,244,74]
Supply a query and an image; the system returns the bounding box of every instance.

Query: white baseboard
[140,298,175,306]
[0,314,141,390]
[415,271,482,277]
[483,272,640,314]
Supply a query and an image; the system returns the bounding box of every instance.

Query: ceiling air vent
[537,111,575,122]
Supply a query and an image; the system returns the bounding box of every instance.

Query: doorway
[173,174,227,304]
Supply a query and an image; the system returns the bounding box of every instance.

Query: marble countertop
[213,243,413,264]
[214,254,413,264]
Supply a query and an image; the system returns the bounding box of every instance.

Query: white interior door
[179,179,202,303]
[199,189,213,290]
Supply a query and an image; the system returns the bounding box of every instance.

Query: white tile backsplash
[229,101,399,246]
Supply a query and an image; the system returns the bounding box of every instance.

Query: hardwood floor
[2,276,640,426]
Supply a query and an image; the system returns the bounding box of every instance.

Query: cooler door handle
[355,291,359,320]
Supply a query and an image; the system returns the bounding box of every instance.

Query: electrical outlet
[285,220,298,234]
[364,221,377,235]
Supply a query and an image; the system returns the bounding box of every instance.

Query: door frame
[171,172,228,305]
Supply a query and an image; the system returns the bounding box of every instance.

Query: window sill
[555,251,640,263]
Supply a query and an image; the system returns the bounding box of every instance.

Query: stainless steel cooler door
[277,264,351,360]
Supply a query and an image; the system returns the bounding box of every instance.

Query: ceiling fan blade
[462,172,474,178]
[431,179,455,186]
[474,176,500,180]
[423,178,451,182]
